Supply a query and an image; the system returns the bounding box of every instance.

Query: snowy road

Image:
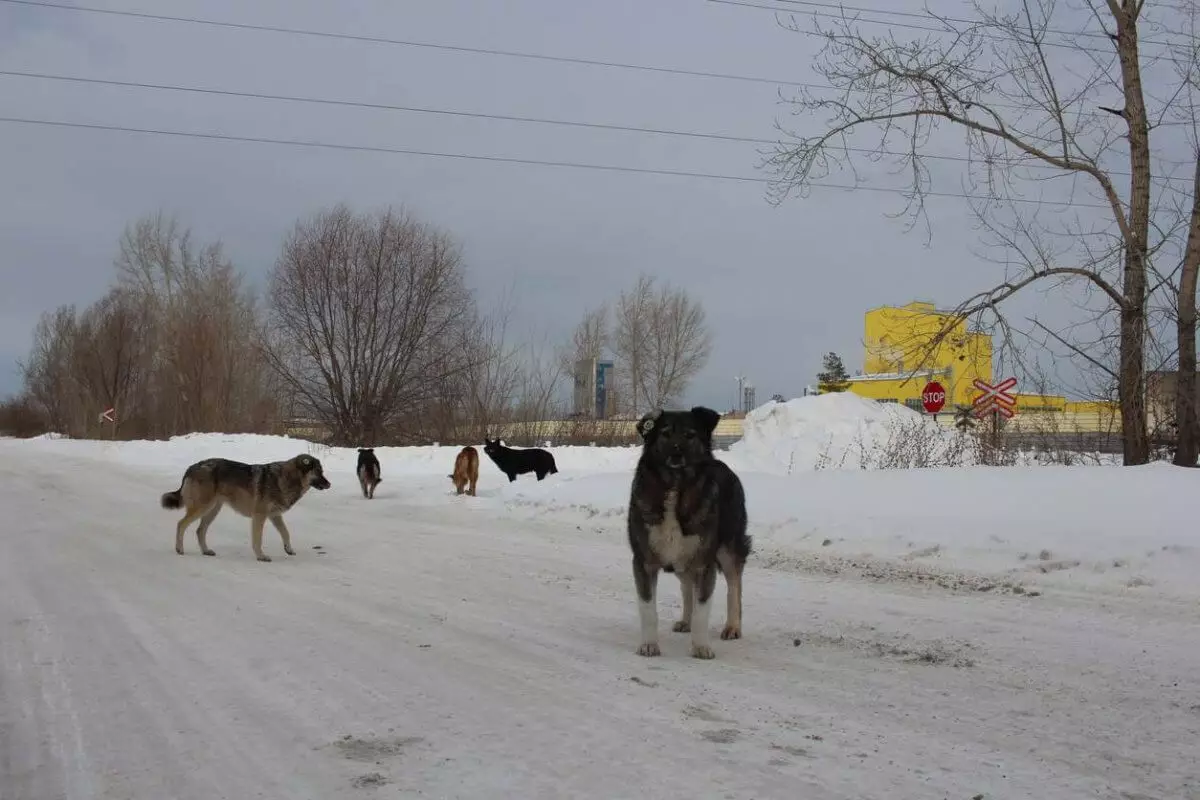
[2,449,1198,799]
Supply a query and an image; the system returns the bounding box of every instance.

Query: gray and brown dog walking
[161,454,331,562]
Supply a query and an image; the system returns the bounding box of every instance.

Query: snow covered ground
[3,397,1199,798]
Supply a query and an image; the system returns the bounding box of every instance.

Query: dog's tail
[161,484,184,510]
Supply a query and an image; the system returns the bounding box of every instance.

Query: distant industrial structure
[572,357,617,419]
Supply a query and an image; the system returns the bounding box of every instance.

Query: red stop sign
[921,381,946,414]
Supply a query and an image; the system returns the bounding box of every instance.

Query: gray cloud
[0,0,1173,408]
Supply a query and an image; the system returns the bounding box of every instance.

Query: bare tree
[1164,16,1200,465]
[450,288,526,441]
[612,274,712,412]
[560,303,610,375]
[613,276,654,414]
[22,306,80,434]
[71,288,153,436]
[20,289,153,437]
[114,212,277,436]
[261,204,477,445]
[764,0,1198,465]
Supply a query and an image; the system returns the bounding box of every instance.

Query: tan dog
[161,454,331,562]
[448,446,480,496]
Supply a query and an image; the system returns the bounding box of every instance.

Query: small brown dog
[449,446,480,496]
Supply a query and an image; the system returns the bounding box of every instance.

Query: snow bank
[8,402,1200,600]
[729,393,974,472]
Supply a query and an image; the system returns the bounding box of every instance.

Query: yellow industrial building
[838,302,1120,434]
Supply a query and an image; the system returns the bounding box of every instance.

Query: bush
[0,395,49,438]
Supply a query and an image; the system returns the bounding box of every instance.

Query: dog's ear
[690,406,721,439]
[636,409,664,440]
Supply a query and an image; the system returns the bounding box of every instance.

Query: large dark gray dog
[626,406,751,660]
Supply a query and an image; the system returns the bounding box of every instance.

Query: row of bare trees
[764,0,1200,466]
[20,214,277,440]
[561,275,713,415]
[8,206,570,445]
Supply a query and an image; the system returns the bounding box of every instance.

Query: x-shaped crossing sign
[971,377,1017,419]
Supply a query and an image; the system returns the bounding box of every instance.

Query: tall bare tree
[1166,17,1200,465]
[561,303,610,373]
[612,274,712,412]
[261,204,477,445]
[764,0,1197,465]
[22,306,80,434]
[114,212,276,435]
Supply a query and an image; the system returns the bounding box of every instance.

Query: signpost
[971,377,1017,456]
[921,381,946,415]
[98,406,117,441]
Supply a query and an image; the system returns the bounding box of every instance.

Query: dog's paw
[284,547,296,556]
[672,620,691,633]
[202,549,216,557]
[691,644,716,660]
[256,554,273,563]
[175,547,185,555]
[720,624,742,640]
[637,642,662,657]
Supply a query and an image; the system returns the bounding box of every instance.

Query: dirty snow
[2,398,1199,798]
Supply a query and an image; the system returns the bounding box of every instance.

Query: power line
[0,68,1187,184]
[6,0,1192,121]
[0,114,1116,209]
[732,0,1186,47]
[708,0,1194,56]
[0,0,811,89]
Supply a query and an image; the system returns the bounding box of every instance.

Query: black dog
[626,406,751,660]
[356,448,382,499]
[482,438,558,482]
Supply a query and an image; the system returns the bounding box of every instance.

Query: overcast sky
[0,0,1194,412]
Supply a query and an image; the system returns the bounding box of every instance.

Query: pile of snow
[729,393,974,472]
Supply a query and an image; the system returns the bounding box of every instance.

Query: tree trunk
[1174,159,1200,467]
[1118,302,1148,465]
[1114,4,1151,466]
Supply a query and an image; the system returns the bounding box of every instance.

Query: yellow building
[837,301,1121,432]
[842,301,993,412]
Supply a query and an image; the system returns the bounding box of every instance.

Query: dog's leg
[673,575,694,633]
[717,549,744,640]
[174,504,208,555]
[469,475,477,496]
[632,557,661,657]
[269,515,296,556]
[689,563,719,660]
[359,475,369,499]
[194,503,222,556]
[251,514,271,562]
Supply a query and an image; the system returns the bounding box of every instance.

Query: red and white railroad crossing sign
[921,381,946,414]
[971,377,1017,419]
